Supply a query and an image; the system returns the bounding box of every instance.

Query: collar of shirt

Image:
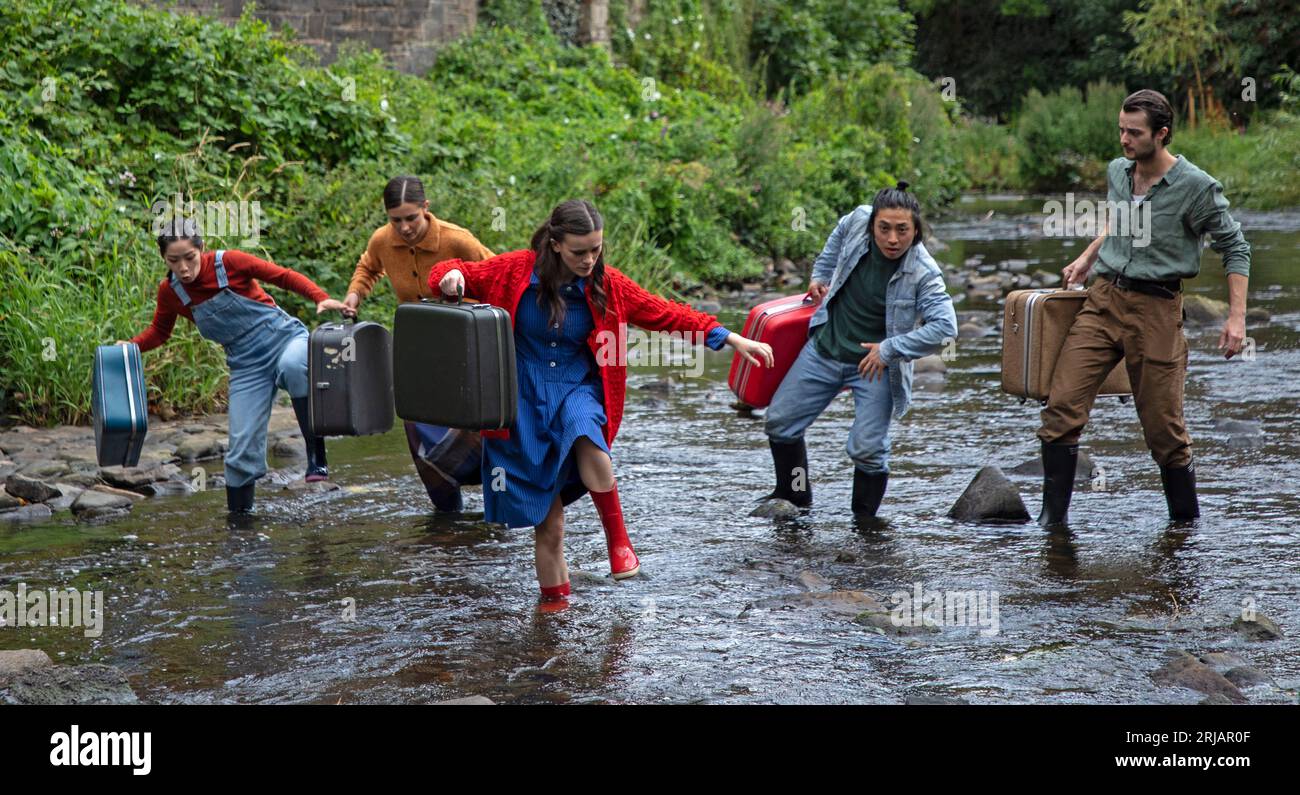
[387,211,443,253]
[529,270,587,291]
[1124,154,1188,191]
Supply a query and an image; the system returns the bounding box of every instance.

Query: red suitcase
[728,293,817,408]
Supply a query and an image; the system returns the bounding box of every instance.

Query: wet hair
[529,199,608,327]
[383,175,427,210]
[156,216,203,257]
[867,181,924,250]
[1122,89,1174,146]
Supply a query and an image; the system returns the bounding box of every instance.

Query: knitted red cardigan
[428,249,724,446]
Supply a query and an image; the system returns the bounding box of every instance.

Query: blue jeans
[764,339,893,474]
[225,331,309,487]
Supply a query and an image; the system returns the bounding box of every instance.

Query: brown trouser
[1037,278,1192,468]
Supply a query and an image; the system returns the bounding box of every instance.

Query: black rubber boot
[765,438,811,507]
[1038,441,1078,527]
[226,483,255,514]
[1160,462,1200,521]
[851,468,888,518]
[291,397,328,481]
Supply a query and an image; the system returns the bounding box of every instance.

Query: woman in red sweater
[429,200,772,607]
[125,219,351,514]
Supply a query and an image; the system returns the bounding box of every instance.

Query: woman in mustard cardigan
[344,175,495,513]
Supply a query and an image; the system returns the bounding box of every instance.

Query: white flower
[626,28,634,39]
[693,41,701,50]
[153,152,163,161]
[380,98,389,111]
[644,32,652,40]
[508,175,516,185]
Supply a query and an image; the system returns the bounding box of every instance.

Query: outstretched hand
[729,334,774,368]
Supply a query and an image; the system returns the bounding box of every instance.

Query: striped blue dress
[482,272,609,528]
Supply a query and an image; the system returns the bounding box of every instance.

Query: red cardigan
[428,249,724,446]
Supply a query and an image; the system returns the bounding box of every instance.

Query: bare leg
[574,436,615,492]
[533,494,569,588]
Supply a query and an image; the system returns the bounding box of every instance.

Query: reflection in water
[2,199,1298,704]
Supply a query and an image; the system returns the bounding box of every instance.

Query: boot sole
[611,564,640,580]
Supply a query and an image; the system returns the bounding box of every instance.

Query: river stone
[0,504,53,523]
[1008,449,1096,481]
[913,354,947,373]
[1182,294,1229,324]
[0,663,139,705]
[797,571,833,592]
[0,460,18,480]
[0,650,54,679]
[1232,613,1283,641]
[99,463,182,489]
[272,436,306,458]
[958,322,994,338]
[0,492,21,510]
[46,484,85,512]
[692,300,723,314]
[1224,666,1274,688]
[435,695,495,705]
[19,460,69,479]
[175,433,227,462]
[1198,651,1246,673]
[283,479,340,493]
[948,466,1030,523]
[1033,270,1061,287]
[750,499,802,520]
[904,693,970,705]
[5,474,61,503]
[71,488,136,515]
[135,480,196,498]
[1212,418,1261,436]
[1150,650,1247,703]
[1245,306,1270,324]
[1200,693,1235,705]
[58,471,102,488]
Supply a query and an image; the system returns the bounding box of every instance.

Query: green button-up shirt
[1095,155,1250,281]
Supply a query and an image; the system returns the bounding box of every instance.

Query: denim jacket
[809,204,957,418]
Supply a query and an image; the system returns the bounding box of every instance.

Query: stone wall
[164,1,611,74]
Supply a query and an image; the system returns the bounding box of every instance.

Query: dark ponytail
[383,175,426,210]
[529,199,607,327]
[866,180,924,249]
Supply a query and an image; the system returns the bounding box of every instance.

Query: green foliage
[1014,81,1130,189]
[750,0,914,98]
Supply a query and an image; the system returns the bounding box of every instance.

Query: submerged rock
[1150,650,1247,703]
[948,466,1030,523]
[913,354,947,373]
[1008,448,1096,481]
[749,499,802,520]
[0,663,139,705]
[1232,613,1283,641]
[435,695,495,705]
[904,693,970,705]
[0,504,53,524]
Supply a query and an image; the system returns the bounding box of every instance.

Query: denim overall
[170,251,310,488]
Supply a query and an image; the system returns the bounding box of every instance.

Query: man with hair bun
[762,181,958,522]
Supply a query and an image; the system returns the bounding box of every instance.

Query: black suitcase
[393,298,517,430]
[308,320,395,436]
[92,343,149,467]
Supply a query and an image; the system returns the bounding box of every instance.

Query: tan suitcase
[1001,288,1131,403]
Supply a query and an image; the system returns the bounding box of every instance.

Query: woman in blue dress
[430,200,773,606]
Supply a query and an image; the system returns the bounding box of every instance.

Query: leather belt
[1104,271,1181,299]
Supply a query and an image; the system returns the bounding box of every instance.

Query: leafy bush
[1014,81,1130,189]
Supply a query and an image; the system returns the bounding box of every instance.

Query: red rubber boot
[539,581,570,613]
[589,484,640,579]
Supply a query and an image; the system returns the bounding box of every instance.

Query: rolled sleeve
[705,325,731,350]
[1191,182,1251,278]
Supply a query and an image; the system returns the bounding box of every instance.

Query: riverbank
[0,402,334,525]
